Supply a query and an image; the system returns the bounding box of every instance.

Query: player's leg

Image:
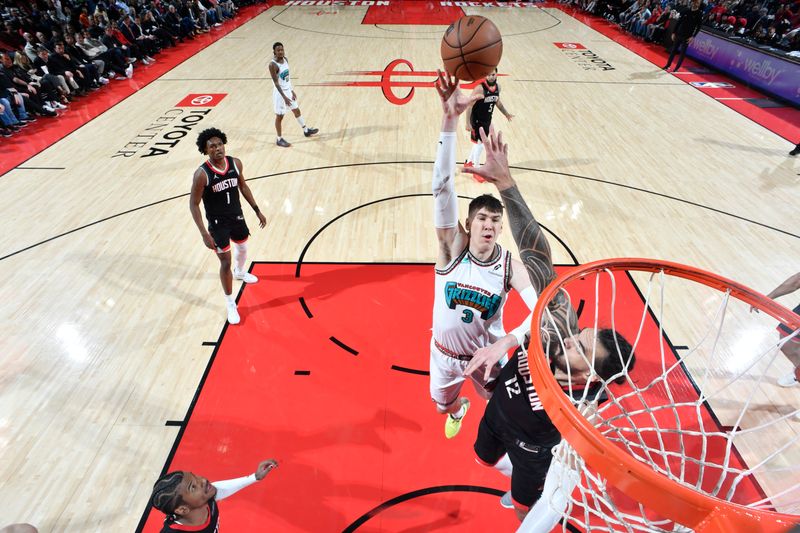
[474,409,513,496]
[430,344,470,438]
[209,218,239,324]
[672,40,689,71]
[290,100,318,137]
[506,443,554,522]
[467,124,486,166]
[518,441,581,533]
[231,218,257,283]
[274,89,291,147]
[663,37,678,69]
[275,114,291,147]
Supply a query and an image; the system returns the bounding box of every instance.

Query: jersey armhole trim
[435,245,468,276]
[503,251,513,293]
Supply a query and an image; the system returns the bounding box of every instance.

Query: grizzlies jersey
[470,81,500,127]
[200,156,242,218]
[433,244,512,358]
[271,58,292,93]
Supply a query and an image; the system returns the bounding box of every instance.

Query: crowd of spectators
[0,0,259,139]
[566,0,800,56]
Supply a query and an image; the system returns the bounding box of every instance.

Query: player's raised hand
[462,125,514,190]
[465,341,509,382]
[435,69,482,117]
[255,459,278,480]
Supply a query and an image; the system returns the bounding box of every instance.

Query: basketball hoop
[527,259,800,532]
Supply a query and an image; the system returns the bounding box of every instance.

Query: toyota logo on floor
[176,93,228,107]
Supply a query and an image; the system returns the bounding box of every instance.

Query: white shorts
[273,89,299,115]
[429,338,500,409]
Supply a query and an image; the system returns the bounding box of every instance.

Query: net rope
[518,268,800,533]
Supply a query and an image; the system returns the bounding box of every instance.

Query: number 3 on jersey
[461,309,474,323]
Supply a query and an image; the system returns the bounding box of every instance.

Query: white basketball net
[519,267,800,533]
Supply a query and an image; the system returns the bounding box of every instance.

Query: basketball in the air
[441,15,503,81]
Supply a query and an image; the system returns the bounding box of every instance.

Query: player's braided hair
[151,471,185,520]
[196,128,227,155]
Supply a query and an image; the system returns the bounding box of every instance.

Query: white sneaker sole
[234,273,258,284]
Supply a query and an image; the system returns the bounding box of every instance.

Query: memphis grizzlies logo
[280,69,290,82]
[444,281,502,320]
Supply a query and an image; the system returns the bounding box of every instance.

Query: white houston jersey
[271,58,292,93]
[433,244,513,357]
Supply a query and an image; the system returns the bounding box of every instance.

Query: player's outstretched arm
[766,272,800,300]
[464,127,577,338]
[497,98,513,121]
[235,158,266,228]
[432,70,481,267]
[212,459,279,501]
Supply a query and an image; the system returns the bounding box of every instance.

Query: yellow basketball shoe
[445,398,470,439]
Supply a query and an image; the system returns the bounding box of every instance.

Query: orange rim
[529,258,800,532]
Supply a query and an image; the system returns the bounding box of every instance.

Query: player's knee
[219,255,232,269]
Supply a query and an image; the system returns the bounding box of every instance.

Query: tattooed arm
[464,127,578,343]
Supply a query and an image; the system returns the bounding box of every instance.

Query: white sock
[224,293,235,305]
[296,116,306,130]
[494,454,513,477]
[470,142,484,165]
[450,404,466,420]
[232,241,247,272]
[277,136,283,142]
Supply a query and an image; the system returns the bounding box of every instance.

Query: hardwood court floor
[1,1,798,531]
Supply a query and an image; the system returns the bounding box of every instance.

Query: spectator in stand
[22,32,39,62]
[33,47,75,100]
[12,51,66,110]
[0,52,56,117]
[141,11,177,49]
[164,4,195,41]
[101,24,138,72]
[0,62,33,124]
[647,3,674,43]
[0,21,25,50]
[630,1,654,36]
[0,97,23,137]
[51,41,93,93]
[119,14,157,62]
[62,36,108,85]
[77,30,131,78]
[79,7,92,31]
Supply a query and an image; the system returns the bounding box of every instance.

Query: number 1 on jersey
[226,191,230,204]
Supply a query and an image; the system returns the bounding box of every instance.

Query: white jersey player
[268,42,318,148]
[430,71,538,439]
